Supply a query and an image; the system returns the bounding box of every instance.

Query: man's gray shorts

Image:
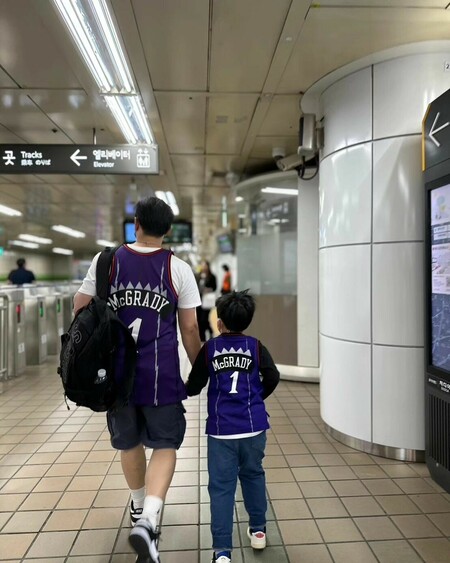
[106,402,186,450]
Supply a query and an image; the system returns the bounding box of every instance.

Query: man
[8,258,36,284]
[73,196,202,563]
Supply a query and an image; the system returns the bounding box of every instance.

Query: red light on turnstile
[16,304,21,323]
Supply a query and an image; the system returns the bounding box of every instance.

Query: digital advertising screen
[430,182,450,374]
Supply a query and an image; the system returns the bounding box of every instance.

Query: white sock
[142,495,163,529]
[130,486,145,510]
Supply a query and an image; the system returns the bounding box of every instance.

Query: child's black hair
[216,289,255,332]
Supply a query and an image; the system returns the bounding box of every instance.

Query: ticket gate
[0,288,26,378]
[37,286,65,356]
[0,293,7,384]
[23,287,48,365]
[56,283,75,332]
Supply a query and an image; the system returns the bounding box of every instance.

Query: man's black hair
[135,196,174,237]
[216,289,255,332]
[17,258,25,268]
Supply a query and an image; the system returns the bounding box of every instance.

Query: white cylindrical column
[307,43,450,459]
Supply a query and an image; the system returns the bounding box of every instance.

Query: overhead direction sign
[423,89,450,171]
[0,144,158,175]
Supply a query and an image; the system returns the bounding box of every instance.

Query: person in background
[220,264,232,294]
[8,258,36,285]
[185,290,280,563]
[197,260,217,341]
[73,196,202,563]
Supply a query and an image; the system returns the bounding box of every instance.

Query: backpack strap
[96,246,120,301]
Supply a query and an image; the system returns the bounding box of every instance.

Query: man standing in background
[73,196,202,563]
[8,258,36,285]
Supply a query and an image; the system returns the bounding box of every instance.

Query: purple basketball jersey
[108,246,186,406]
[205,334,270,436]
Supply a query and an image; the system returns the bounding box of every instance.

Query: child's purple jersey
[108,245,186,406]
[205,333,270,436]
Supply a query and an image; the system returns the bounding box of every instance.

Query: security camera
[276,154,303,172]
[272,147,286,162]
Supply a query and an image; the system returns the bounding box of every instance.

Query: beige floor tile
[291,466,326,482]
[354,516,403,541]
[263,455,288,468]
[0,466,19,479]
[70,529,120,556]
[27,530,78,557]
[306,497,348,518]
[162,503,199,525]
[275,434,302,444]
[43,509,88,531]
[77,462,110,476]
[312,453,347,466]
[369,539,423,563]
[381,464,421,478]
[409,538,450,563]
[19,491,62,510]
[341,496,385,517]
[278,519,322,544]
[393,478,437,495]
[340,452,375,465]
[57,490,96,509]
[33,476,72,493]
[410,493,450,513]
[2,510,50,533]
[306,443,337,454]
[300,481,337,498]
[82,507,124,529]
[279,444,309,455]
[56,451,89,464]
[428,513,450,535]
[285,544,333,563]
[0,477,39,494]
[94,489,131,508]
[159,524,199,551]
[266,482,303,499]
[13,464,49,479]
[26,452,60,464]
[362,479,404,495]
[375,495,421,515]
[328,541,378,563]
[284,454,316,467]
[67,475,104,491]
[272,498,312,519]
[0,532,35,558]
[45,463,80,477]
[391,514,443,538]
[317,518,363,542]
[321,466,356,480]
[265,468,295,482]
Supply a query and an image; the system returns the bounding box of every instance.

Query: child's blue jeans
[207,431,267,550]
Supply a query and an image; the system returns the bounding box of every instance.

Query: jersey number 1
[229,371,239,394]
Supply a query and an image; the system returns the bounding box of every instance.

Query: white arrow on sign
[429,112,450,148]
[70,149,88,166]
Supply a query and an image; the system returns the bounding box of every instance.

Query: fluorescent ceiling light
[9,240,39,249]
[261,187,299,196]
[166,191,180,216]
[52,225,86,238]
[53,0,154,144]
[235,196,244,202]
[0,204,22,217]
[96,239,118,247]
[53,247,74,255]
[19,234,53,244]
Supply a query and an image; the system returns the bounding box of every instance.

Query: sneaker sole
[129,528,159,563]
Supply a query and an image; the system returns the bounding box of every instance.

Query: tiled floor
[1,359,450,562]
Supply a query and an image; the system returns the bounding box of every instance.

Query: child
[185,290,280,563]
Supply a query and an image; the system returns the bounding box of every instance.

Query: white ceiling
[0,0,449,255]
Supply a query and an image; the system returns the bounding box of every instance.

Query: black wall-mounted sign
[0,144,158,175]
[423,89,450,171]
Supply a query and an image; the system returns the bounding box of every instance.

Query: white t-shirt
[77,244,201,309]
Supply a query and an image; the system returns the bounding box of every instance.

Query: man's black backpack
[57,247,137,412]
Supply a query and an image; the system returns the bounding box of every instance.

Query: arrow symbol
[429,112,450,148]
[70,149,88,166]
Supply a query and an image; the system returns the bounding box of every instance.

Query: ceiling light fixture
[9,240,39,249]
[53,0,154,144]
[19,234,53,244]
[53,247,74,255]
[51,225,86,238]
[0,204,22,217]
[235,196,244,202]
[261,187,299,196]
[156,190,179,216]
[96,238,118,247]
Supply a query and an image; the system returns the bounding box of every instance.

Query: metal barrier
[2,288,26,378]
[23,287,48,365]
[36,285,65,356]
[0,293,7,382]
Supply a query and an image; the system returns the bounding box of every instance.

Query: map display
[431,183,450,373]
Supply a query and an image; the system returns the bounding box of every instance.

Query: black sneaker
[129,518,160,563]
[130,500,143,527]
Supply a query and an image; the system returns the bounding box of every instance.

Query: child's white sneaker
[247,527,266,549]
